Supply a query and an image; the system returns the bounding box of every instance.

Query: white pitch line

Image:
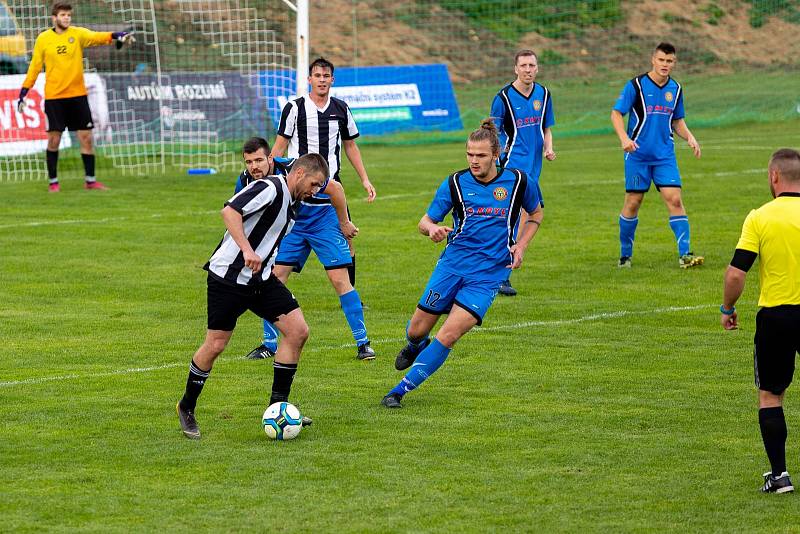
[0,210,219,230]
[0,304,711,388]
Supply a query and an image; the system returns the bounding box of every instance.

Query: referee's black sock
[348,255,356,287]
[759,406,787,476]
[81,153,96,182]
[46,150,58,181]
[270,361,298,405]
[179,359,210,412]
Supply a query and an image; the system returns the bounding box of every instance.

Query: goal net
[1,0,294,181]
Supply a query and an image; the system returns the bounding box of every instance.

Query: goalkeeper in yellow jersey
[17,2,134,192]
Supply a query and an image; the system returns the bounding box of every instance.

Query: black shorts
[206,273,299,331]
[754,305,800,394]
[45,95,93,132]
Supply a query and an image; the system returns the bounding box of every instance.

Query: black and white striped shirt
[205,176,295,286]
[277,95,359,182]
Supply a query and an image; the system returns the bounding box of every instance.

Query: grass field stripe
[0,304,711,388]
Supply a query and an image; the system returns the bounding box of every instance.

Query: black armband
[730,248,757,272]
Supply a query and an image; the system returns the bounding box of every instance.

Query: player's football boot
[498,279,517,296]
[84,180,108,190]
[679,253,704,269]
[48,182,60,193]
[381,393,403,409]
[357,342,376,361]
[395,338,430,371]
[761,471,794,493]
[176,402,201,439]
[245,344,276,360]
[618,256,632,268]
[301,416,313,427]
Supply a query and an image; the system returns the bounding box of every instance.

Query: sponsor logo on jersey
[68,37,75,43]
[665,91,674,102]
[533,100,542,111]
[493,187,508,201]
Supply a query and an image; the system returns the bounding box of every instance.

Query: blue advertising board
[259,64,462,136]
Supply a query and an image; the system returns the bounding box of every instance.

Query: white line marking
[0,304,711,388]
[0,210,219,230]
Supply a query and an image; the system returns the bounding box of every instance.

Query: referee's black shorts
[206,273,300,331]
[45,95,93,132]
[754,305,800,394]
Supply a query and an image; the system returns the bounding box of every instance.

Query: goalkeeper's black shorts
[45,95,93,132]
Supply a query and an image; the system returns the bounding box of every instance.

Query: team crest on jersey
[493,187,508,201]
[533,100,542,111]
[68,37,75,43]
[665,91,674,102]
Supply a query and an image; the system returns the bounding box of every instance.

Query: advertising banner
[102,72,267,142]
[263,64,462,136]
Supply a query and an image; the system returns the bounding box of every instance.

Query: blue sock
[619,214,638,258]
[262,319,279,352]
[669,215,691,256]
[388,339,451,397]
[339,289,368,346]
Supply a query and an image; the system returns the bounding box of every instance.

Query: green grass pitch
[1,120,800,531]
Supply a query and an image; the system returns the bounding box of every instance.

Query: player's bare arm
[543,127,556,161]
[270,135,290,159]
[611,110,638,152]
[721,264,747,330]
[672,119,701,158]
[343,139,376,202]
[418,214,452,243]
[221,206,262,273]
[324,179,359,239]
[507,204,543,269]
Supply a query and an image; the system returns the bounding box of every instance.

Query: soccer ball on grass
[262,401,303,440]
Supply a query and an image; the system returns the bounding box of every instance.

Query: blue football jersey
[233,157,333,229]
[613,74,685,162]
[491,82,555,181]
[427,167,540,280]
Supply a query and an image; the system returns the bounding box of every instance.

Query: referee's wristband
[720,305,736,315]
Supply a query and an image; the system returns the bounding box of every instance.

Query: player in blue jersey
[490,49,555,296]
[381,120,543,409]
[611,42,703,269]
[235,138,374,361]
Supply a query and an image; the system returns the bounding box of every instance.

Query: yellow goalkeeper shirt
[22,26,112,100]
[735,193,800,307]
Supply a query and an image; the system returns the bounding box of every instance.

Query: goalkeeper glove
[17,87,28,113]
[112,31,136,49]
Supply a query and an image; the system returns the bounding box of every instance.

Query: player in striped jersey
[231,138,368,361]
[611,42,703,269]
[490,50,555,296]
[271,57,376,296]
[381,121,543,409]
[18,2,134,192]
[176,151,330,439]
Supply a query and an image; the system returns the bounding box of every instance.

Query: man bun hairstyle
[468,119,500,155]
[770,148,800,183]
[294,152,329,178]
[242,137,270,155]
[309,57,335,75]
[655,42,676,55]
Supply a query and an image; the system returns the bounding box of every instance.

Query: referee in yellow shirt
[722,148,800,494]
[17,2,133,192]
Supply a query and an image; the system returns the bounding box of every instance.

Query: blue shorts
[416,266,501,326]
[624,156,681,193]
[275,209,351,272]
